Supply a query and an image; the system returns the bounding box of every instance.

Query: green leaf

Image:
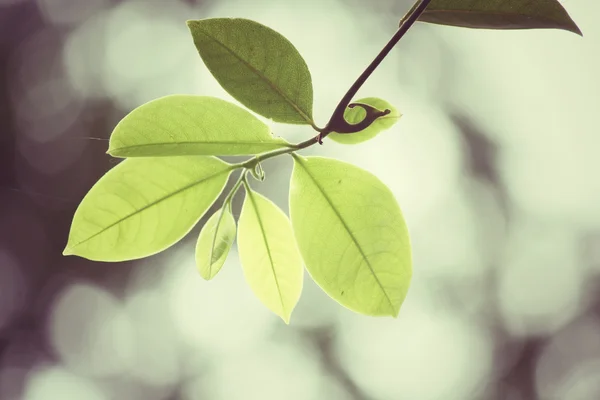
[289,155,412,317]
[187,18,315,125]
[195,207,237,280]
[64,157,232,261]
[108,95,292,157]
[329,97,401,145]
[237,184,304,323]
[420,0,582,36]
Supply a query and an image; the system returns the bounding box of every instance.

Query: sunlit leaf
[187,18,315,125]
[108,95,292,157]
[329,97,401,145]
[289,155,411,317]
[237,185,303,323]
[195,207,237,280]
[64,157,232,261]
[420,0,582,36]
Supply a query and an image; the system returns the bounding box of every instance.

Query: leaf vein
[246,188,286,313]
[197,28,313,125]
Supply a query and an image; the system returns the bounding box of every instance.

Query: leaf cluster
[64,0,580,322]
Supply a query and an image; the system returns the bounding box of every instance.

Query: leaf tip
[195,255,216,280]
[563,17,583,36]
[197,270,211,281]
[105,143,122,157]
[186,19,203,35]
[277,304,295,325]
[62,246,74,256]
[106,148,125,159]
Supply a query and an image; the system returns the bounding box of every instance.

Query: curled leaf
[250,162,266,182]
[329,97,401,145]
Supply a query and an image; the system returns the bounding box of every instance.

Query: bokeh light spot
[336,305,493,400]
[166,245,273,358]
[497,221,584,336]
[23,366,108,400]
[47,282,135,377]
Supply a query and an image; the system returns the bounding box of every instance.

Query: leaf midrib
[110,140,294,155]
[208,207,230,277]
[295,158,395,314]
[65,166,231,253]
[422,9,572,27]
[246,188,286,314]
[197,26,313,125]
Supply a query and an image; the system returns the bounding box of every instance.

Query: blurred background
[1,0,599,399]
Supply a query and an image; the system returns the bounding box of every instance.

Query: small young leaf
[108,95,292,157]
[64,157,232,261]
[289,155,412,317]
[420,0,582,36]
[195,207,237,280]
[237,185,303,323]
[329,97,401,145]
[187,18,314,125]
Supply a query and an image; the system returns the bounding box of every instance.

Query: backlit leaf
[187,18,314,125]
[64,157,232,261]
[420,0,582,36]
[289,155,412,317]
[196,207,237,280]
[108,95,292,157]
[237,185,303,323]
[329,97,401,145]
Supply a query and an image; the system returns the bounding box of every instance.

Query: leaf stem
[222,170,246,209]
